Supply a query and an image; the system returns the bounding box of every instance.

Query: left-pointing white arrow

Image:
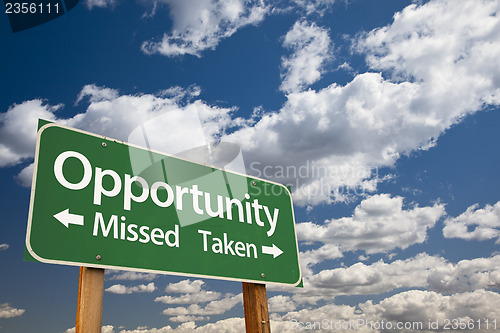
[262,244,283,258]
[54,209,84,228]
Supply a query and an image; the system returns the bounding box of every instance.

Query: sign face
[26,122,302,286]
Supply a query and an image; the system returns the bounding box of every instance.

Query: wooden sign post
[75,267,105,333]
[242,282,271,333]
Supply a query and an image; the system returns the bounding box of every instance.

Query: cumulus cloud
[64,84,236,144]
[277,303,374,332]
[161,293,242,321]
[165,279,206,294]
[85,288,500,332]
[105,282,157,294]
[0,303,25,318]
[295,254,500,302]
[443,201,500,243]
[155,280,240,322]
[297,194,445,255]
[270,254,500,308]
[280,20,332,94]
[305,253,444,297]
[0,84,239,186]
[360,289,500,332]
[226,0,500,205]
[356,0,500,108]
[141,0,268,57]
[0,100,59,167]
[426,255,500,293]
[268,295,297,313]
[298,243,343,270]
[270,289,500,333]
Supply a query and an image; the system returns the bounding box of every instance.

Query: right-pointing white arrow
[262,244,283,258]
[54,209,84,228]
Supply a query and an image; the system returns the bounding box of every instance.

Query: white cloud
[0,303,25,318]
[155,290,221,305]
[361,289,500,332]
[305,253,444,297]
[358,254,369,261]
[156,280,241,322]
[292,0,336,16]
[84,0,116,10]
[64,84,230,143]
[277,302,371,333]
[0,243,9,251]
[308,254,500,298]
[297,194,445,255]
[298,243,343,270]
[165,279,205,294]
[141,0,268,57]
[14,163,34,187]
[0,85,238,186]
[98,288,500,332]
[169,315,209,323]
[271,254,500,306]
[0,100,59,167]
[106,271,158,281]
[427,255,500,293]
[268,295,296,313]
[113,318,244,332]
[76,84,119,104]
[105,282,157,294]
[270,289,500,333]
[280,20,332,94]
[356,0,500,109]
[161,293,242,318]
[159,85,201,102]
[226,0,500,205]
[194,293,242,315]
[443,201,500,243]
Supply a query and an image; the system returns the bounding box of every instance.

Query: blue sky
[1,0,500,332]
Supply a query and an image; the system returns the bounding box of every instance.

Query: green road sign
[25,122,302,286]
